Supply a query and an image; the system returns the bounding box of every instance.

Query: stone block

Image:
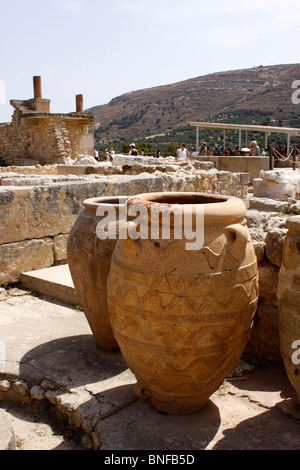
[265,228,288,268]
[0,181,109,245]
[0,238,54,284]
[53,234,68,261]
[238,172,251,185]
[0,186,61,244]
[253,240,266,264]
[253,169,300,200]
[258,261,280,306]
[57,165,87,176]
[246,209,269,228]
[249,196,288,213]
[244,303,281,364]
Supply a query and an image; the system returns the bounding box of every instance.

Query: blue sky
[0,0,299,122]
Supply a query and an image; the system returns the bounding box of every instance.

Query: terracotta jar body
[107,192,259,414]
[278,216,300,404]
[67,196,126,350]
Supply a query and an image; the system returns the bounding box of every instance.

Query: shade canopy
[190,121,300,156]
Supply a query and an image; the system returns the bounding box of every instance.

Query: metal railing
[270,145,299,171]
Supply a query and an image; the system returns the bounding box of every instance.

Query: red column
[33,76,42,99]
[76,94,84,112]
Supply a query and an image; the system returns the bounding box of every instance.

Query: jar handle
[225,224,249,260]
[134,381,150,399]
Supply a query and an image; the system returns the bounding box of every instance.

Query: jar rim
[83,196,127,212]
[126,192,246,227]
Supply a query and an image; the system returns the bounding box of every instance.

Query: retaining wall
[190,155,269,182]
[0,170,249,284]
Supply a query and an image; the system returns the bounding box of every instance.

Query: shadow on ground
[212,406,300,450]
[19,334,127,390]
[89,397,222,450]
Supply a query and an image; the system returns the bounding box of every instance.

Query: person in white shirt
[178,143,189,160]
[250,141,260,156]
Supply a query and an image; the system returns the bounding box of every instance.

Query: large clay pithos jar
[67,196,126,351]
[277,215,300,404]
[107,192,259,414]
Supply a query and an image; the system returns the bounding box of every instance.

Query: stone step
[20,264,79,306]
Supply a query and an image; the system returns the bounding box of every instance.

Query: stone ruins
[0,76,94,166]
[0,79,299,449]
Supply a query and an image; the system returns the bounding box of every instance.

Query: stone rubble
[253,168,300,200]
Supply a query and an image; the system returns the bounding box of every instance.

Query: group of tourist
[196,141,270,157]
[276,145,300,157]
[105,148,115,162]
[95,141,299,163]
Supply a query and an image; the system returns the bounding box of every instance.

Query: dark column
[76,94,84,112]
[33,76,42,99]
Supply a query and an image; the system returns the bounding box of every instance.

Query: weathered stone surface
[253,240,266,264]
[253,169,300,200]
[30,385,46,400]
[53,234,68,262]
[265,228,288,267]
[0,380,11,392]
[263,216,287,232]
[249,196,288,213]
[0,106,94,166]
[0,238,54,284]
[245,209,269,228]
[0,182,108,245]
[258,261,280,306]
[12,380,29,397]
[244,303,282,364]
[1,177,53,186]
[0,410,15,450]
[0,186,61,244]
[277,215,300,404]
[249,227,266,242]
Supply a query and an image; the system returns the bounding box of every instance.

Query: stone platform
[0,287,299,451]
[20,264,78,306]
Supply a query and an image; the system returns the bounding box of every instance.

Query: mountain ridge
[88,63,300,146]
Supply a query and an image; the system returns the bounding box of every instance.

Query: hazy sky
[0,0,299,122]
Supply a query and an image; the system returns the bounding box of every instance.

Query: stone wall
[0,165,58,176]
[0,167,250,285]
[243,201,290,365]
[0,110,94,166]
[190,155,269,183]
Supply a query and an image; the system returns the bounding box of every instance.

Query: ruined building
[0,76,95,166]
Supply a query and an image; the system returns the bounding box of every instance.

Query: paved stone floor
[0,286,299,451]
